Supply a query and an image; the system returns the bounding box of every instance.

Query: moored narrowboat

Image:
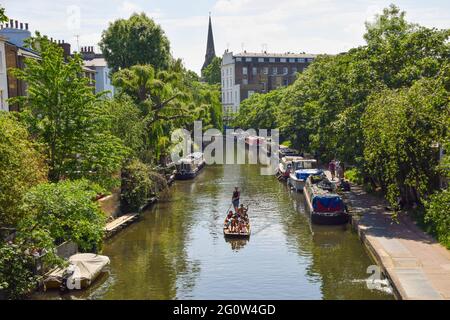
[287,159,321,191]
[175,152,206,180]
[304,175,349,225]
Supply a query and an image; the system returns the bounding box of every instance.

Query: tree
[0,6,8,23]
[19,180,106,252]
[121,159,167,212]
[362,77,448,207]
[99,13,171,72]
[10,34,127,188]
[0,112,46,228]
[202,57,222,85]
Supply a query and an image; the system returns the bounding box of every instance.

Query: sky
[2,0,450,74]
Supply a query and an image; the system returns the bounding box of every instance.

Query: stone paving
[344,182,450,300]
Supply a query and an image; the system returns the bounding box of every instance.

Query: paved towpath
[342,181,450,300]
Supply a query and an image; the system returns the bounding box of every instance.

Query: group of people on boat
[224,187,250,234]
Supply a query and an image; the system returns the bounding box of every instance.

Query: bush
[121,159,167,212]
[20,180,106,252]
[344,168,364,185]
[0,112,47,228]
[0,242,38,299]
[425,189,450,249]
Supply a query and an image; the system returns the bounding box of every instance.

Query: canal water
[37,161,394,300]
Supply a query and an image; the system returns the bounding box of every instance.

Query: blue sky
[2,0,450,73]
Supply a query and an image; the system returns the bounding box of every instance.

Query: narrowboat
[287,159,321,191]
[304,175,349,225]
[175,152,206,180]
[245,135,266,146]
[276,156,304,180]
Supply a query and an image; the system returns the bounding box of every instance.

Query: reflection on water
[36,162,393,300]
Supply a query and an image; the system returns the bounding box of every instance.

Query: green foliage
[362,77,448,207]
[19,180,106,252]
[202,57,222,85]
[233,88,285,130]
[105,95,145,156]
[99,13,171,72]
[10,34,127,188]
[344,168,364,185]
[121,159,166,212]
[0,112,47,228]
[0,242,38,299]
[425,189,450,249]
[0,6,7,23]
[113,63,222,163]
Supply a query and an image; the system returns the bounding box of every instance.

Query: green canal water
[38,162,394,300]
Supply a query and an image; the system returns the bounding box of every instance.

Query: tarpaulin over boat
[312,195,343,212]
[295,169,322,180]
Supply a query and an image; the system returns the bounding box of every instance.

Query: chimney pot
[20,23,23,30]
[9,19,13,28]
[25,23,29,30]
[15,20,18,29]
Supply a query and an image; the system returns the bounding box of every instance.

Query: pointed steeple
[202,13,216,70]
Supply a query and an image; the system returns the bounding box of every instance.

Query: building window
[242,79,248,85]
[236,57,242,62]
[248,90,255,98]
[243,67,248,75]
[269,58,275,63]
[289,58,295,63]
[245,57,252,62]
[307,58,314,63]
[298,58,306,63]
[280,58,286,63]
[292,67,298,74]
[272,67,277,75]
[252,67,257,76]
[283,79,289,86]
[283,67,288,74]
[261,82,266,92]
[263,67,268,75]
[258,58,264,63]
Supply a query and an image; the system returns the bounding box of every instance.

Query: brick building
[221,51,316,121]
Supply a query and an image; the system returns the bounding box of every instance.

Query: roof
[83,58,108,67]
[234,52,317,59]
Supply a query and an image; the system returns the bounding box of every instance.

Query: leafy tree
[10,34,127,188]
[425,189,450,249]
[362,77,448,206]
[120,159,166,212]
[202,57,222,85]
[100,13,171,72]
[0,112,46,228]
[0,6,7,23]
[105,95,145,157]
[19,179,106,252]
[233,88,284,130]
[0,242,38,299]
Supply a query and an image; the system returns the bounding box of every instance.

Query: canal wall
[345,183,450,300]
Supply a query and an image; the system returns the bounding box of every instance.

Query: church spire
[202,13,216,70]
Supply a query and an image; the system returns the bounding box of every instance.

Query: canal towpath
[339,178,450,300]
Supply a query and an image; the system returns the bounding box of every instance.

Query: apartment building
[221,51,316,120]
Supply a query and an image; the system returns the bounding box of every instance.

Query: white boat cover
[45,253,110,289]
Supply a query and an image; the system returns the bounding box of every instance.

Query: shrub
[425,189,450,249]
[20,180,106,252]
[121,159,167,212]
[344,168,364,185]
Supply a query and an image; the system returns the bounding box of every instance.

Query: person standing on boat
[232,187,240,211]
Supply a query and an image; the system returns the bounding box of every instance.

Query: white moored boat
[287,159,321,191]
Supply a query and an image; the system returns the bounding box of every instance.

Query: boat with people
[304,174,349,225]
[287,159,322,192]
[223,205,251,238]
[175,152,206,180]
[276,156,304,181]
